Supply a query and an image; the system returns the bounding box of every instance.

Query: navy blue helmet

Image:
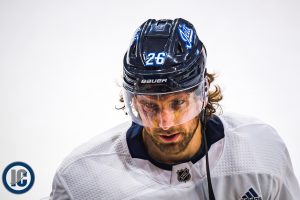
[123,18,207,94]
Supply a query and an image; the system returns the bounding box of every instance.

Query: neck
[142,120,202,165]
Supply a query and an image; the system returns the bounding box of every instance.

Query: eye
[143,103,159,113]
[170,99,185,109]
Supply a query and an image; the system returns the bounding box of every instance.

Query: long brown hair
[205,72,223,118]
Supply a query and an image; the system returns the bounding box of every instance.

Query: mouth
[159,133,180,143]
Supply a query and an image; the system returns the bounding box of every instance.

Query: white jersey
[50,113,300,200]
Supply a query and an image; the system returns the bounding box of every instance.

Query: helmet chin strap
[201,107,215,200]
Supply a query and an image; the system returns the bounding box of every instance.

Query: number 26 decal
[145,52,166,66]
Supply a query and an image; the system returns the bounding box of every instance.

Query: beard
[144,117,200,154]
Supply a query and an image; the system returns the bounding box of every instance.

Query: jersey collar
[126,115,224,171]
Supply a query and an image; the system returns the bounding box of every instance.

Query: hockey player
[50,18,300,200]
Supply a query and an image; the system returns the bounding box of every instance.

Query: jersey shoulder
[219,112,282,142]
[215,113,288,177]
[56,121,132,174]
[51,121,154,200]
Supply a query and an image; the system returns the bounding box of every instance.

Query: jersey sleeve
[50,172,72,200]
[276,147,300,199]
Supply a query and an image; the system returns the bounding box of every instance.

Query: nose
[158,108,175,130]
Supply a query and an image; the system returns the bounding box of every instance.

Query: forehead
[135,91,191,102]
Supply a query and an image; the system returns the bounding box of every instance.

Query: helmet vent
[176,42,184,55]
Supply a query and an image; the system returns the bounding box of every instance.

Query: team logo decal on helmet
[155,22,165,31]
[178,24,194,49]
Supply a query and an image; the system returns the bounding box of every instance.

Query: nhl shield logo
[176,168,191,183]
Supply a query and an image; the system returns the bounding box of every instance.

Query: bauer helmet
[123,18,207,128]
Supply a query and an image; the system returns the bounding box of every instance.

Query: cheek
[139,112,160,128]
[135,106,161,128]
[144,127,155,136]
[182,118,198,131]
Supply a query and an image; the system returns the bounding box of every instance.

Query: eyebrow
[136,93,188,102]
[138,99,157,105]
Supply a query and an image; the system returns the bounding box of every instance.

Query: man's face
[133,91,202,154]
